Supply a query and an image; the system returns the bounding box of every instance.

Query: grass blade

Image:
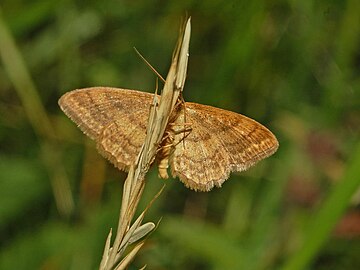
[283,141,360,270]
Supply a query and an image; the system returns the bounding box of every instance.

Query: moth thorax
[157,131,175,179]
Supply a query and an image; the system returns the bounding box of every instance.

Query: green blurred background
[0,1,359,269]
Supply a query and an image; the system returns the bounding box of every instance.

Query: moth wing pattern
[59,87,152,171]
[170,102,279,191]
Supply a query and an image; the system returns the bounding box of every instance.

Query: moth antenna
[155,77,159,95]
[133,47,166,83]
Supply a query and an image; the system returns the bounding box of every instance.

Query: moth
[59,87,278,191]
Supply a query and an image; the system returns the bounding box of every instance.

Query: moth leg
[168,123,192,149]
[167,121,192,129]
[157,122,192,179]
[156,131,172,154]
[156,130,175,179]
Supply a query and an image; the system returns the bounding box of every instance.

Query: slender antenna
[133,47,166,83]
[155,77,159,95]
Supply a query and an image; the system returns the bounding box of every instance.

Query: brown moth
[59,87,278,191]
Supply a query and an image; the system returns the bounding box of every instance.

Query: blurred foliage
[0,0,359,269]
